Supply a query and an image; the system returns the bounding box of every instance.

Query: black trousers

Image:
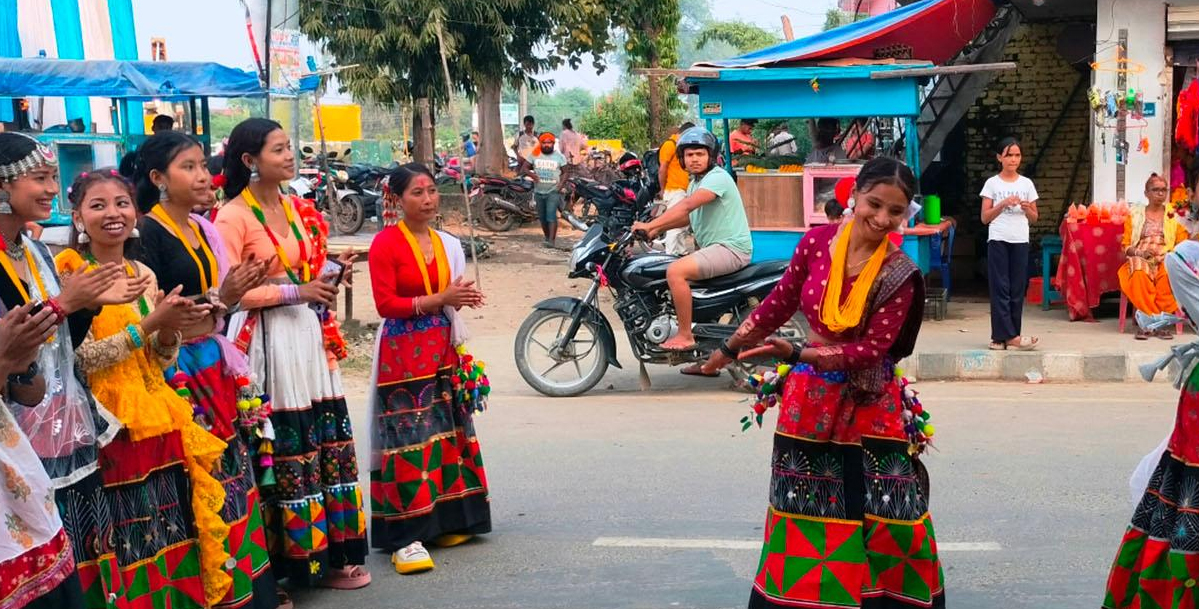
[988,240,1030,343]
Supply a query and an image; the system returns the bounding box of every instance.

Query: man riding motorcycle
[631,127,753,356]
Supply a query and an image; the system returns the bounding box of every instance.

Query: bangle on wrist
[44,298,66,324]
[125,323,144,349]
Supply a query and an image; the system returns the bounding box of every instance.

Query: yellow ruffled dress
[57,249,233,607]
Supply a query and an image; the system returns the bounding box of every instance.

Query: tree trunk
[647,75,663,147]
[412,97,435,168]
[476,77,507,176]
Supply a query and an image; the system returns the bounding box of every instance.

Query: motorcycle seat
[692,260,788,290]
[506,177,534,192]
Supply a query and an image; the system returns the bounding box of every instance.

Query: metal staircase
[917,3,1023,173]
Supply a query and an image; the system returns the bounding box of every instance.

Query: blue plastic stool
[1040,235,1063,310]
[927,224,955,301]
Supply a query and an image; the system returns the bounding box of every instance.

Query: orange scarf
[819,220,890,333]
[398,221,450,295]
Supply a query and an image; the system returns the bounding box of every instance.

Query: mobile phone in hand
[321,260,347,287]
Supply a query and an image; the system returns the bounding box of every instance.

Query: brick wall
[963,22,1093,244]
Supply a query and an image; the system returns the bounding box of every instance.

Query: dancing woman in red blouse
[703,157,944,609]
[368,163,490,575]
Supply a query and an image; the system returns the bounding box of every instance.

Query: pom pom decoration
[452,345,491,413]
[739,361,798,432]
[897,370,936,455]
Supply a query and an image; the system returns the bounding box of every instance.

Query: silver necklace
[2,231,23,260]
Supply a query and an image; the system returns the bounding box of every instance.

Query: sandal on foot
[318,565,371,590]
[1006,336,1039,351]
[277,588,294,609]
[680,364,720,378]
[392,543,435,575]
[1158,329,1176,340]
[431,534,474,548]
[988,342,1007,350]
[1135,329,1151,340]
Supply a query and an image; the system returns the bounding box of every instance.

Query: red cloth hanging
[1176,79,1199,151]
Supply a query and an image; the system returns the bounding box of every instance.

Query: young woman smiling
[703,157,944,609]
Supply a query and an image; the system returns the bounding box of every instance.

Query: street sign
[500,103,520,125]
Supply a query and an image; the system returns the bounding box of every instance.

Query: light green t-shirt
[687,167,753,256]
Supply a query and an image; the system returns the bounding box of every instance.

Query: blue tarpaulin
[0,59,264,99]
[694,0,995,68]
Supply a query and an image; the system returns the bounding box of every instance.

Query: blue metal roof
[0,59,264,99]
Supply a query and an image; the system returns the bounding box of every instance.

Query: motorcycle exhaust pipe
[561,210,589,231]
[488,197,524,214]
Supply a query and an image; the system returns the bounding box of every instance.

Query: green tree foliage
[606,0,681,144]
[823,9,866,32]
[696,21,781,54]
[579,90,650,153]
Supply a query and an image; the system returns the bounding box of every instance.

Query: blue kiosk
[0,58,264,225]
[682,62,940,273]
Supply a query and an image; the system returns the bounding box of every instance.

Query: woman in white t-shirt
[980,137,1040,350]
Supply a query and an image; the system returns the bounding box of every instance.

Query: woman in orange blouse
[1119,174,1189,339]
[215,118,369,593]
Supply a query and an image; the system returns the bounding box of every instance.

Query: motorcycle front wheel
[334,193,366,235]
[476,194,519,232]
[514,308,610,397]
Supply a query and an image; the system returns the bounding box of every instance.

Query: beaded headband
[0,133,58,181]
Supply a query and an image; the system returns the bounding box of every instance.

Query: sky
[132,0,840,99]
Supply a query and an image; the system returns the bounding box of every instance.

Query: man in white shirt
[766,123,797,156]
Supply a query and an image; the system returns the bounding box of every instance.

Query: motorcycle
[336,163,387,235]
[469,175,591,233]
[513,223,793,397]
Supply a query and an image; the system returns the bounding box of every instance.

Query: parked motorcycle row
[291,146,384,235]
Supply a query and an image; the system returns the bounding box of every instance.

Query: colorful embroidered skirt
[231,304,367,584]
[65,432,207,609]
[369,314,491,551]
[750,367,944,609]
[170,337,276,608]
[1104,372,1199,608]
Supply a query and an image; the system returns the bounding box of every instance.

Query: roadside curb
[899,349,1183,383]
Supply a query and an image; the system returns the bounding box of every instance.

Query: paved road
[289,331,1181,609]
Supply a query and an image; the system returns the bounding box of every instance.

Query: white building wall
[1091,0,1198,202]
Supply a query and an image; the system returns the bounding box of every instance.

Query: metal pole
[435,17,482,289]
[1116,31,1128,201]
[292,95,302,172]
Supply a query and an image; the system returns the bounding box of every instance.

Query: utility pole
[519,82,528,123]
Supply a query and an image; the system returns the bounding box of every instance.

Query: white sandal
[1006,336,1039,351]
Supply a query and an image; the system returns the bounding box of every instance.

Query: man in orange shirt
[656,121,695,254]
[729,119,759,155]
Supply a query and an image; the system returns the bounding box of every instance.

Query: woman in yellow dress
[1118,173,1188,340]
[55,169,234,608]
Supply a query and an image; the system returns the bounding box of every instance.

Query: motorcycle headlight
[336,170,349,182]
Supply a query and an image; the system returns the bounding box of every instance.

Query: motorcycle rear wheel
[476,194,519,232]
[515,308,610,397]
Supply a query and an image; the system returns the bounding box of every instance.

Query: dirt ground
[333,220,593,378]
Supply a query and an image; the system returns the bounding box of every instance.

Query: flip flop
[988,342,1007,350]
[1006,336,1039,351]
[318,565,371,590]
[680,364,720,378]
[662,341,698,352]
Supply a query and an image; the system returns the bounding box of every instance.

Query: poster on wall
[269,28,302,95]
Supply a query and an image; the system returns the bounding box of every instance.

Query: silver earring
[158,183,169,202]
[75,223,89,244]
[0,191,10,215]
[250,164,260,183]
[130,228,140,238]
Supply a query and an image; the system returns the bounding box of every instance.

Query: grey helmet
[675,127,719,169]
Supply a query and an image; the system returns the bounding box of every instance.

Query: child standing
[981,136,1040,350]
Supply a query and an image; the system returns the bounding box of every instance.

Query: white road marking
[592,537,1001,552]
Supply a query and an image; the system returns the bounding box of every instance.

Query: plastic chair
[1040,235,1063,311]
[927,223,955,301]
[1118,292,1185,334]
